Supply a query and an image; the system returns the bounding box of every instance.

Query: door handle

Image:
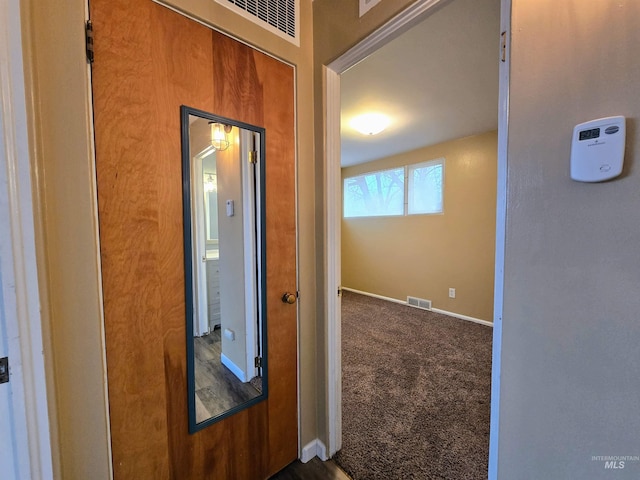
[281,292,297,304]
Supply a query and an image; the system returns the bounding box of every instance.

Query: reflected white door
[192,146,214,338]
[0,314,25,480]
[1,2,52,476]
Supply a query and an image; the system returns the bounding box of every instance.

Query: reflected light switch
[224,328,235,341]
[226,199,234,217]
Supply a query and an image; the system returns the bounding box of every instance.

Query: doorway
[324,0,511,477]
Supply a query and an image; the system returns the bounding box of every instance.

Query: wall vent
[216,0,299,46]
[407,296,432,311]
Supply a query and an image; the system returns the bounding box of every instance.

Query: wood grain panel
[253,50,298,477]
[91,0,297,478]
[92,0,171,476]
[210,30,298,476]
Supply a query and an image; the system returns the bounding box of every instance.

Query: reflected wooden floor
[270,458,351,480]
[194,329,261,422]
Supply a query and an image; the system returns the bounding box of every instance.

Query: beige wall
[313,0,419,446]
[22,0,110,478]
[22,0,316,477]
[342,131,497,322]
[214,137,249,376]
[499,1,640,478]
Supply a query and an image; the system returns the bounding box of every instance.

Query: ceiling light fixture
[210,122,232,151]
[350,113,390,136]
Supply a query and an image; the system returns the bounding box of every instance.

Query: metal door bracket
[0,357,9,384]
[86,20,94,64]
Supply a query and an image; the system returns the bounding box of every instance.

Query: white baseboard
[220,353,247,382]
[341,287,493,327]
[342,287,406,305]
[300,439,328,463]
[432,308,493,327]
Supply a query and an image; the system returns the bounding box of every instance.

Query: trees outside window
[343,159,444,218]
[343,167,404,217]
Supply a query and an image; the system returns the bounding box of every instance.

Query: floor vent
[407,296,432,311]
[216,0,299,46]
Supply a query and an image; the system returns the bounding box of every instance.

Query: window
[343,159,444,218]
[343,167,405,217]
[408,159,444,215]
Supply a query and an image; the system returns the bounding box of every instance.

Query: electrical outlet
[449,288,456,299]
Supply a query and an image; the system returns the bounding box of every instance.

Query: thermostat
[570,116,625,182]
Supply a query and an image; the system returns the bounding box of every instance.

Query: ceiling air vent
[216,0,299,46]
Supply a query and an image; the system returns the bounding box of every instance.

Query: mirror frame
[180,105,268,433]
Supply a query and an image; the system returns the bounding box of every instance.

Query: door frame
[0,0,54,478]
[323,1,511,477]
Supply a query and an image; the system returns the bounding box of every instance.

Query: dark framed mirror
[181,105,267,433]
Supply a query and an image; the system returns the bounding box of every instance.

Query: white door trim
[488,1,511,477]
[324,65,342,454]
[191,147,211,337]
[323,2,511,474]
[0,1,53,478]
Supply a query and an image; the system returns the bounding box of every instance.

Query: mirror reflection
[181,106,267,432]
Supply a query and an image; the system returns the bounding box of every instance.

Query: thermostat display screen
[579,128,600,141]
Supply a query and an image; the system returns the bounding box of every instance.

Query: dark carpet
[333,291,492,480]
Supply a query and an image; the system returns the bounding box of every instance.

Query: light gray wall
[499,1,640,478]
[216,138,248,376]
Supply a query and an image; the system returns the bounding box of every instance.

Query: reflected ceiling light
[204,173,217,193]
[210,122,232,151]
[350,113,390,136]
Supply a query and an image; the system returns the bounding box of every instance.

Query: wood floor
[270,458,351,480]
[194,329,261,422]
[194,332,349,479]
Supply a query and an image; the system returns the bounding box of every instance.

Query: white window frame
[343,166,406,218]
[343,158,445,218]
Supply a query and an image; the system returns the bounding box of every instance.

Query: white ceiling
[340,0,501,167]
